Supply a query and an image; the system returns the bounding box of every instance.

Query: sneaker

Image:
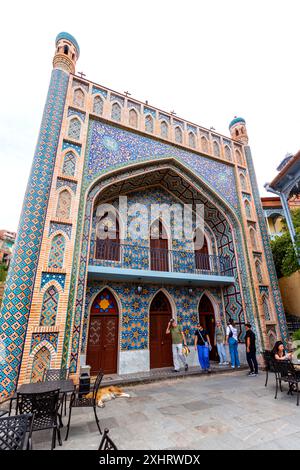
[224,362,229,365]
[172,369,179,373]
[231,366,235,369]
[219,362,223,365]
[249,373,257,377]
[248,371,254,376]
[237,366,241,368]
[185,364,189,371]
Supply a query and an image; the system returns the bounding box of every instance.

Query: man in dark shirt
[245,323,258,376]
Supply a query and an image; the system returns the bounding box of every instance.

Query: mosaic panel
[110,94,125,106]
[62,151,77,177]
[40,285,59,326]
[93,96,104,115]
[68,117,81,140]
[173,119,184,129]
[48,234,65,269]
[92,86,108,98]
[159,113,170,123]
[56,178,77,193]
[128,101,141,112]
[68,107,86,122]
[56,189,71,219]
[144,107,156,118]
[30,333,58,353]
[41,272,66,290]
[31,346,51,383]
[72,78,89,93]
[72,88,85,108]
[49,222,72,239]
[0,69,69,400]
[62,140,81,155]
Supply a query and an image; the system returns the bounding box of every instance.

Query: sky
[0,0,299,232]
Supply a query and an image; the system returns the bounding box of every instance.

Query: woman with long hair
[226,318,240,369]
[272,341,292,361]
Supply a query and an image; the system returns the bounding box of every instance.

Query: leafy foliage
[0,263,8,282]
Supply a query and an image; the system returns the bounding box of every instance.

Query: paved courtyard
[33,370,300,450]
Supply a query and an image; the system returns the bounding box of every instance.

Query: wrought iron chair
[65,370,104,441]
[274,360,300,406]
[16,389,62,450]
[0,414,33,450]
[261,350,277,387]
[43,368,69,415]
[98,428,118,450]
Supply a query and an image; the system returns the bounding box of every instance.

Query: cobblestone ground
[33,370,300,450]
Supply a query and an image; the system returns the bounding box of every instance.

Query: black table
[18,379,75,395]
[0,409,8,418]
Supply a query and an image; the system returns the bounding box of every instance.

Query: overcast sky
[0,0,299,232]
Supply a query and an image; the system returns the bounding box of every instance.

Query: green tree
[270,208,300,278]
[0,263,8,282]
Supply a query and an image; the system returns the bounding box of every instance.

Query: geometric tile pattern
[40,285,59,326]
[0,69,69,400]
[56,189,71,219]
[62,140,81,155]
[62,151,77,177]
[49,222,72,239]
[31,346,51,383]
[67,107,85,122]
[48,234,65,269]
[30,333,58,353]
[92,86,108,98]
[41,272,66,290]
[56,178,77,194]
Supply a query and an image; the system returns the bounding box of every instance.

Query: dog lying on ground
[85,386,130,408]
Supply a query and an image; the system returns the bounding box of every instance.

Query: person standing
[226,319,240,369]
[245,323,258,376]
[194,323,211,372]
[215,320,228,365]
[166,319,189,373]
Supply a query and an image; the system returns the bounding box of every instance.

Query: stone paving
[32,370,300,450]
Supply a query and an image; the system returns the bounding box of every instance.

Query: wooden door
[150,292,173,369]
[198,294,217,361]
[86,289,119,375]
[150,221,169,271]
[95,211,120,261]
[194,234,210,270]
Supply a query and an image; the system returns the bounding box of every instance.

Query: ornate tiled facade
[0,33,288,399]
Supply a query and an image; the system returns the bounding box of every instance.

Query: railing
[90,242,234,277]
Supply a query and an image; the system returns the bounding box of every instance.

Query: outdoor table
[17,379,75,428]
[0,409,8,418]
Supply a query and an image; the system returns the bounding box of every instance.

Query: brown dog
[85,385,130,408]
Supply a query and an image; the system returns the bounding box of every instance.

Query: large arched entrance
[86,289,119,375]
[149,291,173,369]
[198,294,217,361]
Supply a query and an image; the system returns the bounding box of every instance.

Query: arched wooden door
[194,233,210,271]
[95,211,120,261]
[150,291,173,369]
[198,294,217,361]
[86,289,119,375]
[150,220,169,271]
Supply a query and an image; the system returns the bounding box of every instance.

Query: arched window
[96,211,120,261]
[235,129,239,137]
[213,141,220,157]
[240,173,247,191]
[40,285,59,326]
[161,121,168,139]
[262,294,271,321]
[194,230,210,271]
[31,346,51,383]
[68,117,81,140]
[175,126,182,144]
[189,132,196,148]
[62,151,76,177]
[93,96,104,115]
[129,108,138,128]
[150,220,169,271]
[250,227,258,250]
[111,102,121,122]
[64,45,69,55]
[201,136,209,152]
[73,88,85,108]
[235,149,243,165]
[255,259,263,283]
[56,189,71,219]
[224,145,232,161]
[244,200,252,219]
[145,115,154,133]
[48,234,65,269]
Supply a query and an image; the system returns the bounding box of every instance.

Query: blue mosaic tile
[68,107,85,122]
[41,272,66,290]
[62,140,81,155]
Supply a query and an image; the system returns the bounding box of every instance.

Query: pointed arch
[149,289,174,369]
[95,209,120,261]
[111,102,121,122]
[68,117,81,140]
[240,173,247,191]
[175,126,183,144]
[213,140,220,157]
[201,136,209,152]
[160,120,168,139]
[56,189,72,219]
[194,229,211,271]
[188,131,196,148]
[145,114,154,133]
[198,290,219,318]
[73,87,85,108]
[262,294,271,321]
[48,234,66,269]
[250,227,258,250]
[235,148,243,165]
[244,199,252,219]
[31,346,51,383]
[150,219,169,271]
[62,151,77,177]
[129,108,138,128]
[40,285,59,326]
[224,145,232,161]
[93,95,104,115]
[255,259,263,283]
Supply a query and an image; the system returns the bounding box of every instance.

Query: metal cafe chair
[98,428,118,451]
[43,368,70,416]
[16,389,62,450]
[274,360,300,406]
[65,370,104,441]
[0,414,33,450]
[261,349,278,387]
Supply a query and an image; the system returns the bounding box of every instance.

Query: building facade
[0,230,16,267]
[0,33,288,399]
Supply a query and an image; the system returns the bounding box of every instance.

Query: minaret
[0,33,79,401]
[229,116,248,145]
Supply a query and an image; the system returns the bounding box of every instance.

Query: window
[175,126,182,144]
[129,108,138,128]
[250,227,258,250]
[225,145,232,161]
[244,200,252,219]
[189,132,196,148]
[161,121,168,139]
[31,347,51,383]
[201,136,208,152]
[145,115,154,133]
[68,117,81,140]
[111,102,121,122]
[62,151,76,177]
[64,45,69,55]
[240,173,247,191]
[262,295,271,321]
[96,211,120,261]
[213,141,220,157]
[73,88,84,108]
[255,260,263,283]
[93,96,104,115]
[56,189,71,219]
[194,231,210,270]
[40,286,59,326]
[48,234,65,269]
[235,149,243,165]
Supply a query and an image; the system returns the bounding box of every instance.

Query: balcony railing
[90,242,234,277]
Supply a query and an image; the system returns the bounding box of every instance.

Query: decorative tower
[229,116,249,145]
[0,33,79,401]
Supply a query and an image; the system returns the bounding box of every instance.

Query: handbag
[198,330,212,351]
